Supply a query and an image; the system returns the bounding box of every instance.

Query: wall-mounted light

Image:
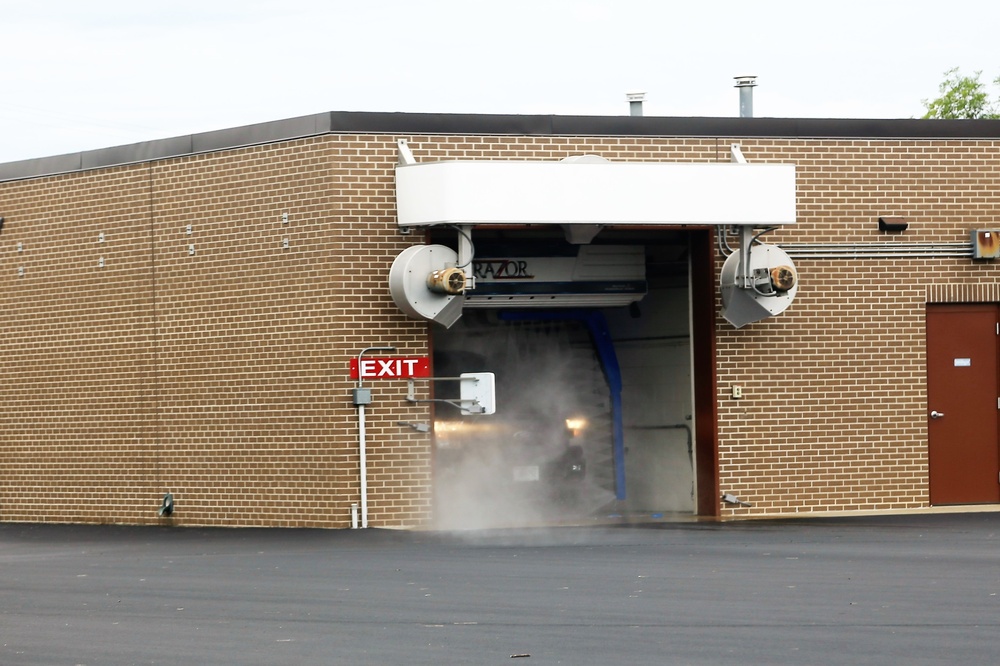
[158,492,174,516]
[722,493,753,507]
[878,216,909,232]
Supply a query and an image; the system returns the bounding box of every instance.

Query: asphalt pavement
[1,512,998,665]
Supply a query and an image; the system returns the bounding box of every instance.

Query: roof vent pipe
[734,76,757,118]
[626,92,646,117]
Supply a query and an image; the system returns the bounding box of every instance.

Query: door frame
[926,303,1000,504]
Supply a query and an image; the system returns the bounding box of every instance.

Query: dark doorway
[427,228,710,527]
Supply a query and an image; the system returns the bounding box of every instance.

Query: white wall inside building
[606,286,694,513]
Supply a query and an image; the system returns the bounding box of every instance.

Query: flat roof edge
[0,112,334,182]
[2,112,1000,182]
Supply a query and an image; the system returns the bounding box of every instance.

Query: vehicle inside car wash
[389,144,796,528]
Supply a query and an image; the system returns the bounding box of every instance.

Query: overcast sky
[2,0,998,163]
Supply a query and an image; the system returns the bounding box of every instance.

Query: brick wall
[1,129,998,526]
[715,138,1000,516]
[0,136,432,528]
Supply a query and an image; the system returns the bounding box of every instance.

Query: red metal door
[926,304,1000,504]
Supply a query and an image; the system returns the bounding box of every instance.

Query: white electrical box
[459,372,496,415]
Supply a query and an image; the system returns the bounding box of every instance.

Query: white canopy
[395,157,795,229]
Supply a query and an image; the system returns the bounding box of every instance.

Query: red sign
[350,356,430,380]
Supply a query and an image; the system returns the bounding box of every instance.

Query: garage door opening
[429,230,697,529]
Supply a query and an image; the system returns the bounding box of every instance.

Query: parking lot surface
[1,512,998,665]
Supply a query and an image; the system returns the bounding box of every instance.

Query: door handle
[930,410,945,419]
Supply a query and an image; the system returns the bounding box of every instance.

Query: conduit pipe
[780,242,971,259]
[354,345,396,528]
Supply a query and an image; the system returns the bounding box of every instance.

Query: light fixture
[158,492,174,516]
[721,493,752,507]
[878,216,909,232]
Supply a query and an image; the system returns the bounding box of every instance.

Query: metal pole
[354,345,396,529]
[358,403,369,528]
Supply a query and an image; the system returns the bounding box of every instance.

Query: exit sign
[350,356,430,380]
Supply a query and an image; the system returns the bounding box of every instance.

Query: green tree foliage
[922,67,1000,119]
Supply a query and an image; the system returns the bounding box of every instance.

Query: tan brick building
[1,112,998,528]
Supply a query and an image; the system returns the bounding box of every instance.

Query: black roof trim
[2,111,1000,182]
[330,111,1000,139]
